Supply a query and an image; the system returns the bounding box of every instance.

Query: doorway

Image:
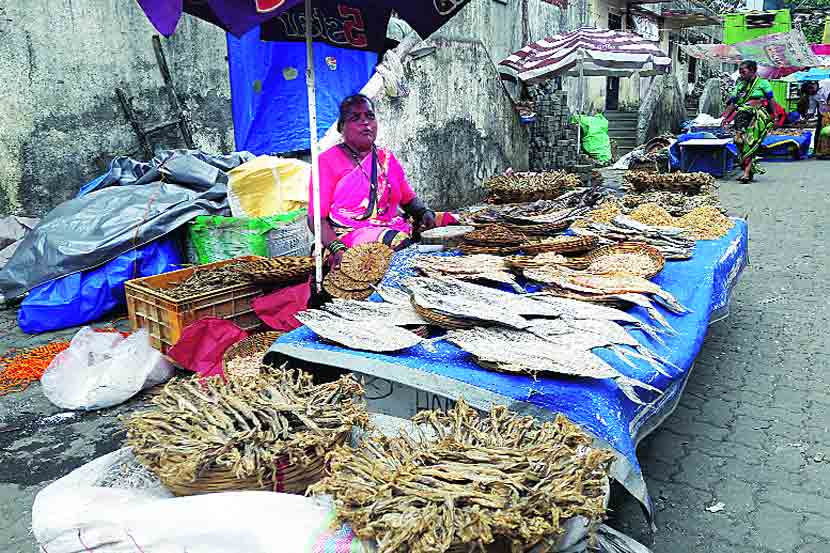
[606,13,622,111]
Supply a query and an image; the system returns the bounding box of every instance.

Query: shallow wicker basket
[502,221,571,236]
[412,302,476,330]
[222,331,285,373]
[458,243,520,256]
[162,431,349,496]
[521,236,598,256]
[583,242,665,279]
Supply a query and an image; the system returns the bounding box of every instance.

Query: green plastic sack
[572,114,612,163]
[822,125,830,138]
[187,209,307,264]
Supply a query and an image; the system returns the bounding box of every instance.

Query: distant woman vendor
[308,94,456,268]
[723,60,775,184]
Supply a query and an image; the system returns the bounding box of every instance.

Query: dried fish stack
[162,265,253,300]
[571,201,623,227]
[628,203,674,227]
[624,170,715,194]
[411,254,521,290]
[570,215,696,260]
[296,309,424,352]
[324,243,394,300]
[311,400,614,553]
[469,188,608,224]
[621,188,722,216]
[124,370,368,495]
[675,206,734,240]
[483,170,581,204]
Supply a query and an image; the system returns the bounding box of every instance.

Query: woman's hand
[327,249,344,271]
[419,210,437,232]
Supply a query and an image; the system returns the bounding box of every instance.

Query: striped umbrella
[499,27,671,83]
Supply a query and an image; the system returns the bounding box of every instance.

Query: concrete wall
[372,38,529,211]
[0,2,234,217]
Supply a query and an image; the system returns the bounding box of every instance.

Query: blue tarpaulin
[227,27,377,155]
[18,238,182,334]
[761,132,812,160]
[269,220,749,515]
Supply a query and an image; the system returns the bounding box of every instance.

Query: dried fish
[162,265,253,300]
[446,327,662,404]
[124,369,367,490]
[527,294,671,338]
[295,310,424,352]
[483,170,582,204]
[322,299,427,327]
[411,254,522,291]
[310,400,614,553]
[624,170,715,194]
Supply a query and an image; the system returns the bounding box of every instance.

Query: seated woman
[309,94,455,266]
[722,60,775,184]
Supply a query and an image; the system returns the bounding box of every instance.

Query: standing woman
[723,61,775,183]
[309,94,456,268]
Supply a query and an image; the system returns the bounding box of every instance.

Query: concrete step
[605,110,639,122]
[608,127,637,137]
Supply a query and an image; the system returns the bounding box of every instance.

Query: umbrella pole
[305,0,323,292]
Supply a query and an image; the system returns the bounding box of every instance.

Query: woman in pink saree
[309,94,456,266]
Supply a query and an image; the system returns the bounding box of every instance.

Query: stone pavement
[609,160,830,552]
[1,161,827,552]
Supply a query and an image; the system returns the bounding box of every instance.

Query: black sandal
[738,175,751,184]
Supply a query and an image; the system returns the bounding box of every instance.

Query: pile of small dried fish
[628,203,675,227]
[467,188,607,224]
[570,215,696,260]
[505,251,590,271]
[624,170,715,194]
[572,201,622,227]
[296,309,424,352]
[446,327,661,403]
[411,254,521,290]
[676,206,734,240]
[162,266,253,300]
[621,189,721,216]
[224,355,265,379]
[310,400,614,553]
[124,369,367,490]
[483,170,581,203]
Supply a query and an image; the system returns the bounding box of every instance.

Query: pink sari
[311,145,456,250]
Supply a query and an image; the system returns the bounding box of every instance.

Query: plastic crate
[678,143,736,177]
[125,256,268,354]
[724,10,791,44]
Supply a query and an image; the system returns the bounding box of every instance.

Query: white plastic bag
[41,327,174,410]
[32,448,373,553]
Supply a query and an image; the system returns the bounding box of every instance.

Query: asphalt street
[0,160,827,552]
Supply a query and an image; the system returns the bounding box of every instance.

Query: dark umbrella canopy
[136,0,473,52]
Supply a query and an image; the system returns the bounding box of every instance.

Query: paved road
[609,160,830,552]
[1,161,827,552]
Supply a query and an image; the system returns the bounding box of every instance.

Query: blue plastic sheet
[669,132,739,170]
[761,132,812,160]
[270,221,749,512]
[227,27,377,155]
[18,238,182,334]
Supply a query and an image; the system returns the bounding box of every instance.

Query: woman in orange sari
[309,94,456,267]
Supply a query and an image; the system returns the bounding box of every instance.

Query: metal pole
[305,0,323,292]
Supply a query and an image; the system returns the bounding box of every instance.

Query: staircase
[685,96,699,120]
[605,110,639,158]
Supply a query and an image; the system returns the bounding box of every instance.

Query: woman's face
[341,99,378,152]
[738,65,755,81]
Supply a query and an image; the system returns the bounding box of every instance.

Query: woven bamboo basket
[502,221,570,236]
[237,256,315,284]
[162,431,348,496]
[583,242,665,279]
[222,331,284,373]
[521,236,598,256]
[459,243,520,256]
[412,302,476,330]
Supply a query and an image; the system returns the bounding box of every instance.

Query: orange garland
[0,341,71,396]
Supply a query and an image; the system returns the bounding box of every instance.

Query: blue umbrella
[135,0,473,288]
[792,68,830,82]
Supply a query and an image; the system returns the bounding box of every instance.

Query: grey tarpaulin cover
[0,150,254,300]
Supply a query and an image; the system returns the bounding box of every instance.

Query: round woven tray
[502,221,570,236]
[323,273,374,300]
[222,331,284,373]
[583,242,665,279]
[237,256,315,284]
[420,226,475,247]
[412,302,475,330]
[163,431,348,496]
[458,243,520,256]
[340,243,394,282]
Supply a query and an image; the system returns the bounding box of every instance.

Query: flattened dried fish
[296,310,424,352]
[322,299,427,327]
[411,254,522,291]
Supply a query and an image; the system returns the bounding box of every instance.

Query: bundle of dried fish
[483,169,581,204]
[445,327,661,404]
[521,234,599,255]
[340,243,394,282]
[463,224,526,247]
[224,355,266,379]
[469,188,609,224]
[124,369,367,494]
[572,201,623,227]
[236,256,315,284]
[524,266,688,314]
[628,203,675,227]
[411,254,521,290]
[162,265,253,300]
[403,276,533,329]
[311,400,614,553]
[570,216,695,260]
[296,309,424,352]
[624,170,715,194]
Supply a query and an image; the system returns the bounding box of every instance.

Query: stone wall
[637,75,688,144]
[0,2,233,217]
[369,38,529,211]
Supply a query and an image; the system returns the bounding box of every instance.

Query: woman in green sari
[723,61,775,183]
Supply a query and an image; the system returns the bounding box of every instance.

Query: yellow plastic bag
[227,156,309,217]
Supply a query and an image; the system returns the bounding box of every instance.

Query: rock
[637,76,688,145]
[699,77,725,117]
